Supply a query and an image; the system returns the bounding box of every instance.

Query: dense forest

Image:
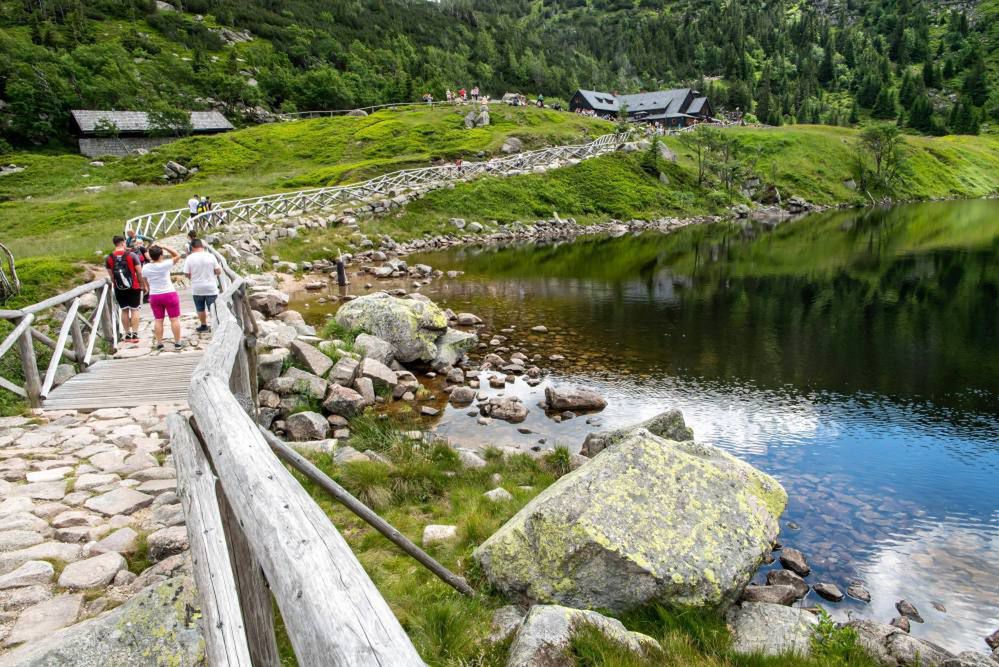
[0,0,995,147]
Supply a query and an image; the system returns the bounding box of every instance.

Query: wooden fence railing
[168,248,425,665]
[125,130,634,239]
[0,278,118,407]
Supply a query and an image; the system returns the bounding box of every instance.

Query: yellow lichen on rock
[473,428,787,613]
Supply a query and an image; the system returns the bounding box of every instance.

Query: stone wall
[77,137,176,158]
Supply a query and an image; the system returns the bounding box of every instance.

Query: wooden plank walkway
[44,270,211,410]
[43,351,203,409]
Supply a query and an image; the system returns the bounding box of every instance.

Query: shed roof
[687,96,709,115]
[70,110,234,134]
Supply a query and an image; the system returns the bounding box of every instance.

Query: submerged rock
[474,428,786,612]
[478,396,529,423]
[507,605,659,667]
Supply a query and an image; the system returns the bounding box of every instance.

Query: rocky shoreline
[240,270,998,665]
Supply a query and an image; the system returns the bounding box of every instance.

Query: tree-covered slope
[0,0,996,147]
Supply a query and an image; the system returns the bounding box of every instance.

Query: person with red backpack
[106,235,144,342]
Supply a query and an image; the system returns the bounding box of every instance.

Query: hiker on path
[183,239,222,334]
[125,229,153,249]
[187,194,200,219]
[185,230,199,255]
[106,236,144,342]
[141,245,184,351]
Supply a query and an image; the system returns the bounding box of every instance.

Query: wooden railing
[167,248,425,665]
[0,278,118,407]
[125,130,634,239]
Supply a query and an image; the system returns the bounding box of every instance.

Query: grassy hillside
[0,105,611,259]
[270,124,999,263]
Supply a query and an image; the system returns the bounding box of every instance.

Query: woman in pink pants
[141,245,184,350]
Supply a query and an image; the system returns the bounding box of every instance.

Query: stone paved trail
[0,236,218,659]
[0,397,192,655]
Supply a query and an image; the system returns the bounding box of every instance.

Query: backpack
[109,252,135,290]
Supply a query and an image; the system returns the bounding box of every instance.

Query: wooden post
[16,318,41,408]
[68,305,86,370]
[217,481,281,667]
[168,414,254,666]
[97,285,116,352]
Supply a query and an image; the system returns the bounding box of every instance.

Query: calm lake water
[295,200,999,652]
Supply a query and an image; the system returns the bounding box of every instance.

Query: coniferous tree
[899,72,918,108]
[922,57,937,89]
[907,94,935,133]
[872,87,898,119]
[849,99,861,124]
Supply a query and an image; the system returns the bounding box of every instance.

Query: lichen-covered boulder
[0,576,204,666]
[473,429,786,612]
[335,293,448,363]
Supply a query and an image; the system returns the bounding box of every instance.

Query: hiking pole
[257,426,476,597]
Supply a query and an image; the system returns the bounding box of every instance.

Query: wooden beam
[31,327,79,362]
[260,427,475,598]
[216,479,281,667]
[40,297,81,398]
[167,413,254,666]
[21,279,106,315]
[0,375,27,398]
[69,304,86,370]
[188,375,424,666]
[0,313,34,360]
[84,285,109,365]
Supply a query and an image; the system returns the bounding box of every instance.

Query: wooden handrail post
[16,318,41,408]
[168,414,254,665]
[216,481,281,667]
[68,305,86,369]
[97,285,116,351]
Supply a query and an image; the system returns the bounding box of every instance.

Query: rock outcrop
[474,428,786,612]
[726,602,818,657]
[506,605,659,667]
[847,620,955,666]
[0,577,204,666]
[581,408,693,457]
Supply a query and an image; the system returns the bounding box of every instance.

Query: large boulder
[726,602,818,657]
[478,396,529,423]
[335,293,448,363]
[506,605,659,667]
[0,576,204,665]
[323,385,366,417]
[581,408,693,457]
[473,429,786,612]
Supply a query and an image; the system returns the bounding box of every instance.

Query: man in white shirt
[187,194,200,219]
[182,239,222,333]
